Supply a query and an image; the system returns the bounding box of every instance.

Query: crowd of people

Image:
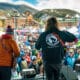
[0,17,80,80]
[64,47,80,69]
[11,26,44,79]
[13,17,80,80]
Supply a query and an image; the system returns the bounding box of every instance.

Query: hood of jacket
[1,34,12,39]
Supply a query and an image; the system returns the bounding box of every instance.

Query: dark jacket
[35,29,77,64]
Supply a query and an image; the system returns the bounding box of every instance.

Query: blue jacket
[64,55,76,68]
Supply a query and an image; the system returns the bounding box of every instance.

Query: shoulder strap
[53,32,65,47]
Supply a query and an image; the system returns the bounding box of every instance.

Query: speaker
[60,65,78,80]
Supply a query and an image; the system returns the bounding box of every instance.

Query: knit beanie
[6,25,14,35]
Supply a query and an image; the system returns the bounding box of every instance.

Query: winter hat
[6,25,14,35]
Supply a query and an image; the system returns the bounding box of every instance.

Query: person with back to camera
[0,25,20,80]
[35,17,78,80]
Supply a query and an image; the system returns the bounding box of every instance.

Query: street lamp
[11,10,20,29]
[12,10,20,41]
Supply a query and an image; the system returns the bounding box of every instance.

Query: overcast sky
[0,0,80,12]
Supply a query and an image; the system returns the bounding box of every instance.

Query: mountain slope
[0,3,38,14]
[34,9,80,18]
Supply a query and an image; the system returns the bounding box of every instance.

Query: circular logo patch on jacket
[46,33,59,48]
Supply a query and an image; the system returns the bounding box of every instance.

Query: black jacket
[35,29,77,64]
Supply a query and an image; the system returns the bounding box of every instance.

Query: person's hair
[45,17,58,31]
